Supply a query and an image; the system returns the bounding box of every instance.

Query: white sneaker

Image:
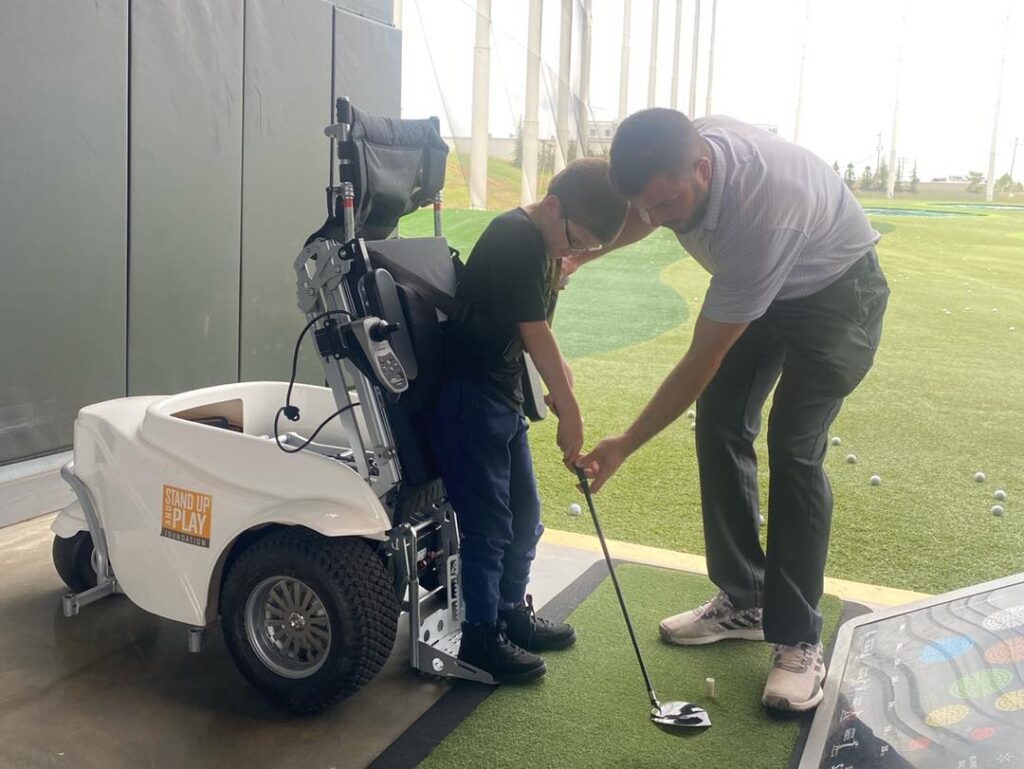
[762,642,826,711]
[659,591,764,646]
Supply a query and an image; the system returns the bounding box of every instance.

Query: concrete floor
[0,514,598,769]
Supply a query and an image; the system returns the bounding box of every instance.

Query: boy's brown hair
[547,158,627,244]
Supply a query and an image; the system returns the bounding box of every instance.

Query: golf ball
[758,514,765,526]
[831,436,842,446]
[870,475,882,486]
[569,503,582,516]
[689,422,696,431]
[846,454,857,464]
[994,490,1007,501]
[975,472,987,483]
[1011,327,1016,332]
[992,505,1005,517]
[687,409,696,419]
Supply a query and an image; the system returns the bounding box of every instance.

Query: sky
[400,0,1023,181]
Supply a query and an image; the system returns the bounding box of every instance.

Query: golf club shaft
[576,469,660,710]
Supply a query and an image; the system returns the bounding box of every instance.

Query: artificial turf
[417,564,842,769]
[402,200,1024,596]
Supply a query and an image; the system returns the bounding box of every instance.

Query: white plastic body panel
[68,382,391,627]
[51,499,87,539]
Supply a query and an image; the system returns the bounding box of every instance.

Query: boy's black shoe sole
[485,660,548,684]
[458,621,548,684]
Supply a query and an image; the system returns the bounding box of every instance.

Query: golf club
[575,468,711,734]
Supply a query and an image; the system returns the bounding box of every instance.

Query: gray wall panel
[327,0,393,26]
[128,0,244,395]
[335,8,402,119]
[0,0,128,465]
[239,0,333,384]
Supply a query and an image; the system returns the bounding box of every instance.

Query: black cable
[274,402,360,454]
[274,309,354,454]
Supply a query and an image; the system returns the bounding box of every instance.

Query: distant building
[586,120,618,152]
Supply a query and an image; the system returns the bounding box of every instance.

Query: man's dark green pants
[695,250,889,646]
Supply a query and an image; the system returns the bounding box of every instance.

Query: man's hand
[559,255,584,288]
[556,402,584,469]
[576,434,630,493]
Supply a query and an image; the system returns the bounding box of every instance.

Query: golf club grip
[575,469,660,707]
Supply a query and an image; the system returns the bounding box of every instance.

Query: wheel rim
[245,576,332,678]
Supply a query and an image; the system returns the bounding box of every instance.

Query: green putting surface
[419,565,842,769]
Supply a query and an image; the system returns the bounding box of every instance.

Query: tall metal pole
[793,0,810,143]
[704,0,717,116]
[688,0,700,117]
[671,0,683,110]
[470,0,491,209]
[579,0,592,158]
[648,0,660,108]
[886,0,908,199]
[619,0,632,120]
[555,0,572,172]
[986,2,1011,202]
[1010,137,1019,181]
[522,0,543,205]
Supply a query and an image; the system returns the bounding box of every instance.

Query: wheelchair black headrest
[332,104,448,240]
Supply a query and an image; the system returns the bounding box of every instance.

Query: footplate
[391,507,495,685]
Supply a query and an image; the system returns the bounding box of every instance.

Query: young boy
[427,159,627,683]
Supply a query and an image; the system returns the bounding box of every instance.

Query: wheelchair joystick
[369,320,402,342]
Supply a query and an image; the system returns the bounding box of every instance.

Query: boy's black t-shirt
[444,208,558,411]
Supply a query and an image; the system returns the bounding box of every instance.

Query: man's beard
[665,186,710,235]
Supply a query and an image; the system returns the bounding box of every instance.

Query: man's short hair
[547,158,627,244]
[609,109,702,197]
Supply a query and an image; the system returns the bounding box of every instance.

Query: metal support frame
[389,506,494,685]
[294,239,401,497]
[59,461,121,617]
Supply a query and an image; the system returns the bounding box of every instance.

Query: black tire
[220,529,399,713]
[52,531,97,592]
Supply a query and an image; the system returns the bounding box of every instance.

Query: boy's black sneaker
[499,594,577,652]
[457,621,547,684]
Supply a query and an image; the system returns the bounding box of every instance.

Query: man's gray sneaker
[658,591,764,646]
[762,642,826,711]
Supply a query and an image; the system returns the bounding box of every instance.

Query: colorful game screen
[817,581,1024,769]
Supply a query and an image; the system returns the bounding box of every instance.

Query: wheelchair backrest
[299,98,458,503]
[311,99,449,243]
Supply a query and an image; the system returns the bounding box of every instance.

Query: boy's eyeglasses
[563,218,603,253]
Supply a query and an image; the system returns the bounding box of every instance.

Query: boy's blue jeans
[427,376,544,624]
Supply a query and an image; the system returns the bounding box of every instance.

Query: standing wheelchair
[50,97,519,712]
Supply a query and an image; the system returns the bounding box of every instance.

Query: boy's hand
[556,401,584,469]
[543,392,559,417]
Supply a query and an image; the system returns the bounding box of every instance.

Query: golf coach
[574,108,890,712]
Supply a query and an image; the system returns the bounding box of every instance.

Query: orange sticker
[161,484,212,548]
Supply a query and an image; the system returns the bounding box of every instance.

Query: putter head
[650,701,711,734]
